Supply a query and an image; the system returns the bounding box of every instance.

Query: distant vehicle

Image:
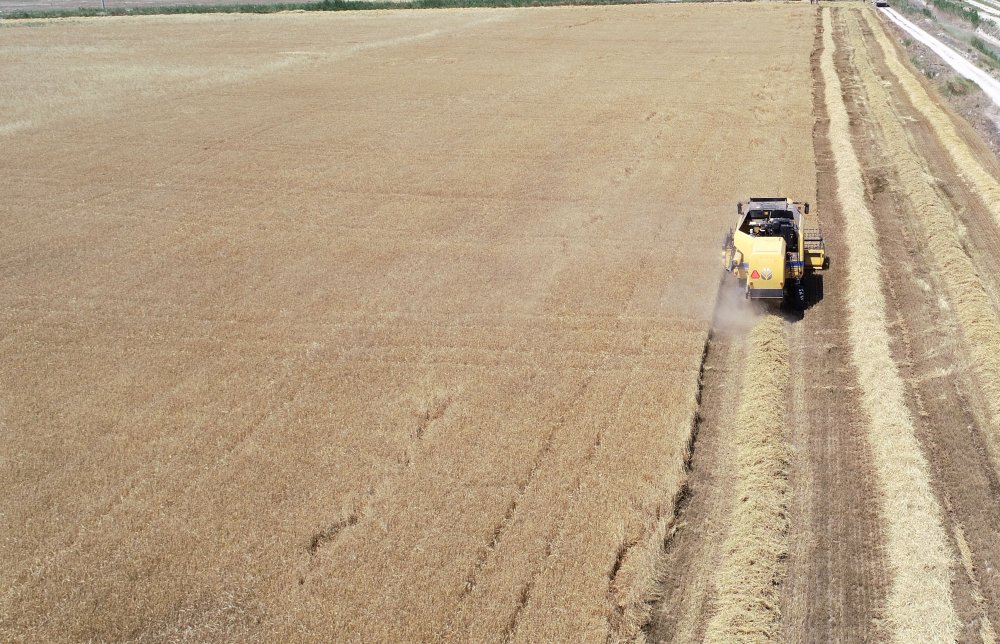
[874,0,890,7]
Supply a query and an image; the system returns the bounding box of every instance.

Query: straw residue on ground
[852,12,1000,430]
[702,314,790,642]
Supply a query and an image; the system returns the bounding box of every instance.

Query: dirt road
[881,7,1000,107]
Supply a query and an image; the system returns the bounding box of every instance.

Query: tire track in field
[439,252,661,641]
[455,371,599,602]
[454,372,632,643]
[822,8,958,641]
[509,369,633,633]
[304,389,454,559]
[701,314,790,642]
[452,242,706,643]
[590,267,719,642]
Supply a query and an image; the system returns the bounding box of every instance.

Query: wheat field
[11,2,1000,640]
[0,5,816,641]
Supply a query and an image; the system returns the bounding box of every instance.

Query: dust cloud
[712,277,763,337]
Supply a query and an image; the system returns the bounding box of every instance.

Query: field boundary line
[0,0,649,19]
[701,314,789,642]
[824,8,958,642]
[867,9,1000,230]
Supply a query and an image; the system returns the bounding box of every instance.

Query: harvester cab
[721,197,826,309]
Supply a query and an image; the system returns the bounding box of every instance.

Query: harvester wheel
[789,279,807,310]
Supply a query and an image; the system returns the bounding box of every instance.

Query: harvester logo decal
[761,268,773,280]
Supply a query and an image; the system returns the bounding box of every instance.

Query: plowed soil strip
[702,314,790,642]
[821,8,958,641]
[857,8,1000,638]
[777,11,888,640]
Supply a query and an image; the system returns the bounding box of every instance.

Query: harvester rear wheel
[787,279,807,310]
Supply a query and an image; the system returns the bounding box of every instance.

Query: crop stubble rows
[847,7,1000,639]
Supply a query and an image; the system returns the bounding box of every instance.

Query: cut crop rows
[822,8,958,641]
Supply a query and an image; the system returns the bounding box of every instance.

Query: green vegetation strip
[1,0,647,19]
[931,0,981,26]
[972,36,1000,67]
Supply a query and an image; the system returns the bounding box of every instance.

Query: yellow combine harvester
[721,197,827,309]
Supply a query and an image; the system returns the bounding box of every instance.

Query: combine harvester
[721,197,827,309]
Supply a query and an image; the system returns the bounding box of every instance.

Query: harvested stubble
[862,10,1000,229]
[702,314,790,643]
[850,13,1000,427]
[824,8,958,642]
[0,5,818,642]
[860,10,1000,433]
[951,511,1000,644]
